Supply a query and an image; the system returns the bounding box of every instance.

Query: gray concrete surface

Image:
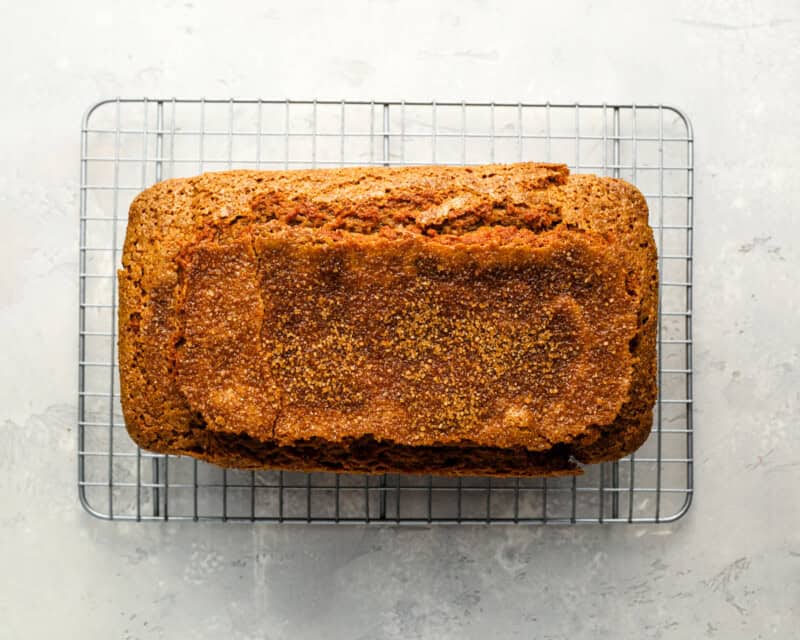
[1,0,798,637]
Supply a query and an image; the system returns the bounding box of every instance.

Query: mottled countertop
[1,1,798,637]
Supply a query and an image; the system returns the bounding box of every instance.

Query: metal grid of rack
[78,99,693,524]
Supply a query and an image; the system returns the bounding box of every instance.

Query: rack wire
[78,99,694,524]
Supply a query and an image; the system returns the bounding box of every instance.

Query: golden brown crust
[119,163,657,476]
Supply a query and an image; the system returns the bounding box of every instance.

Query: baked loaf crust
[119,163,657,476]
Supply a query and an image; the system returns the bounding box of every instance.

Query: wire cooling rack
[78,99,694,524]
